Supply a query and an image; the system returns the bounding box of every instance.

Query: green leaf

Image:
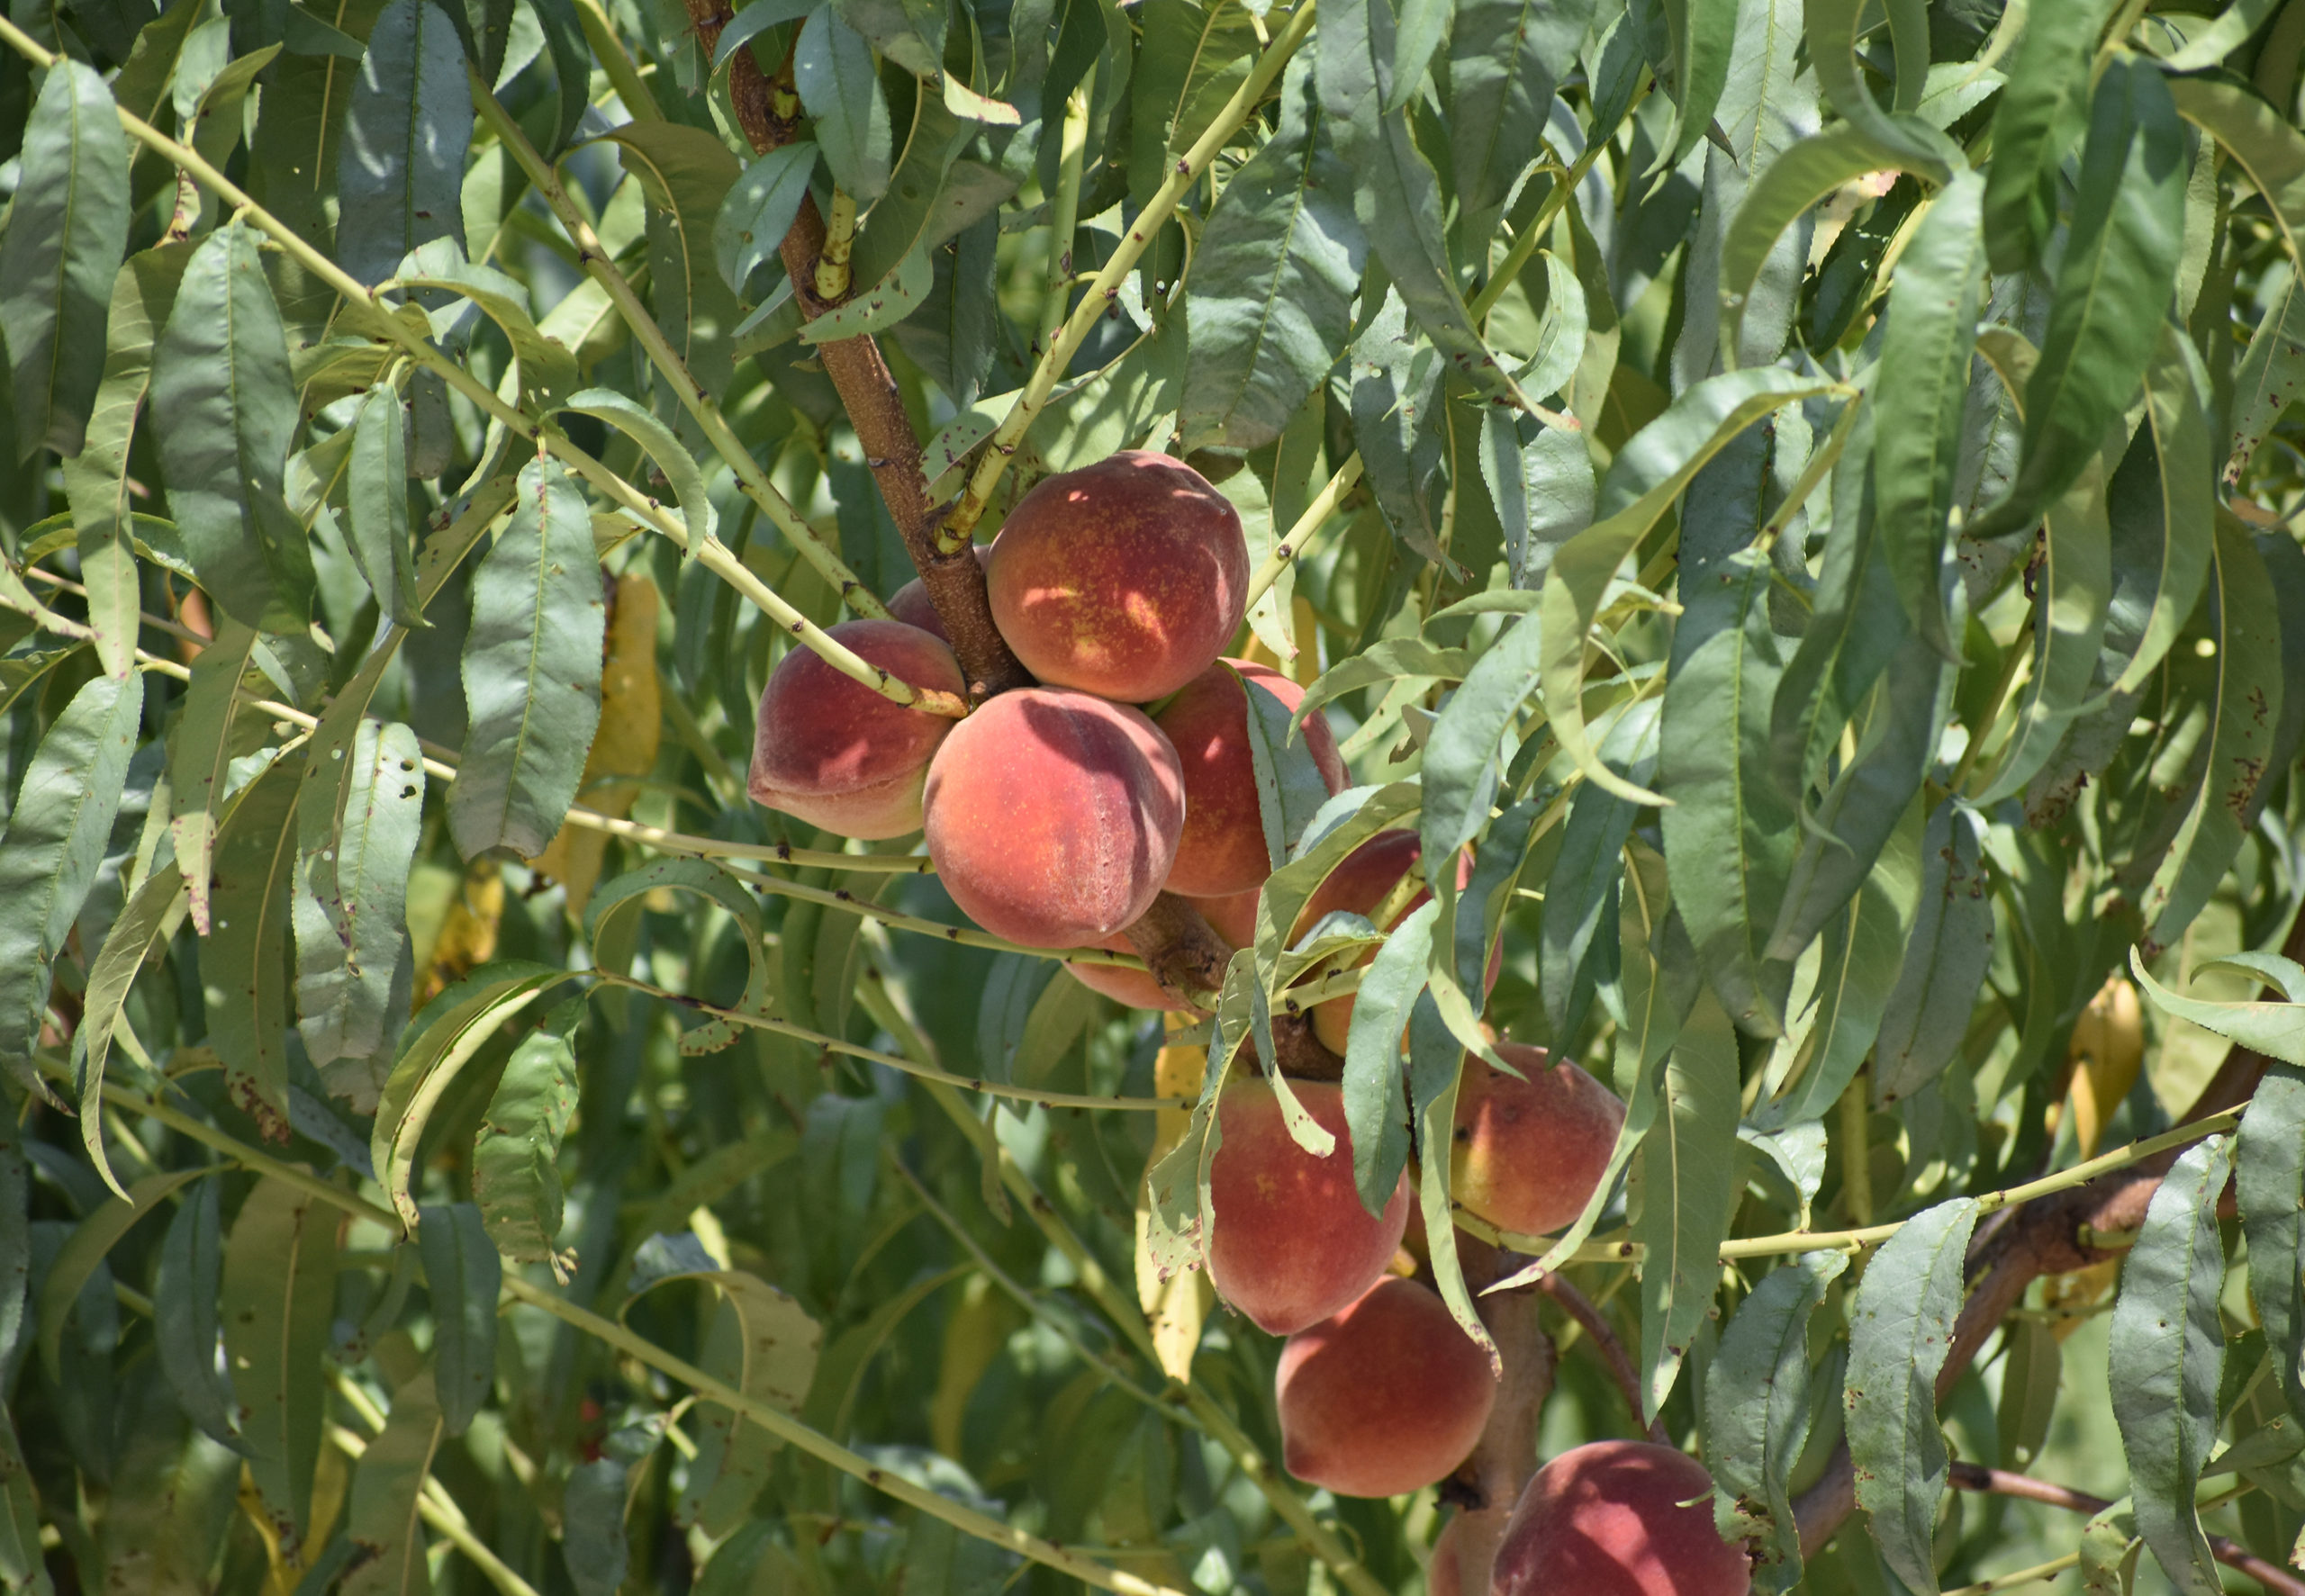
[0,60,131,459]
[1478,410,1595,589]
[1721,129,1910,347]
[586,860,768,1051]
[449,455,605,860]
[1179,54,1362,455]
[294,718,424,1073]
[205,756,303,1142]
[346,384,423,625]
[2080,1500,2144,1594]
[167,615,260,937]
[1846,1195,1979,1594]
[1706,1250,1849,1591]
[1655,0,1739,172]
[1348,288,1450,569]
[795,4,891,202]
[223,1174,342,1559]
[1635,986,1740,1419]
[2115,322,2215,696]
[715,142,817,297]
[36,1169,207,1378]
[1660,547,1795,1034]
[1982,0,2119,275]
[154,1177,243,1454]
[2223,266,2305,486]
[1341,897,1436,1219]
[1445,0,1587,242]
[2136,519,2283,950]
[1240,673,1334,873]
[562,387,718,558]
[2238,1067,2305,1425]
[414,1202,499,1437]
[149,220,316,633]
[1871,169,1983,661]
[75,861,185,1182]
[340,1370,444,1596]
[1419,613,1543,868]
[2171,78,2305,272]
[1970,57,2187,542]
[0,671,145,1092]
[472,996,583,1264]
[2129,948,2305,1069]
[390,248,582,414]
[1872,798,1992,1107]
[598,122,746,413]
[2109,1133,2232,1596]
[336,0,473,284]
[1541,701,1658,1037]
[1803,0,1958,183]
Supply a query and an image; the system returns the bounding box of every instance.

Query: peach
[1274,1277,1496,1499]
[921,687,1184,948]
[1289,834,1496,1056]
[885,546,992,642]
[1152,660,1348,897]
[1207,1079,1408,1334]
[746,618,967,839]
[1451,1043,1626,1238]
[985,451,1249,702]
[1492,1441,1749,1596]
[1064,887,1261,1010]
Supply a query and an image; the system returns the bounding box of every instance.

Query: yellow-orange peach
[985,451,1248,702]
[1063,887,1261,1010]
[1207,1080,1407,1334]
[1451,1042,1626,1238]
[922,688,1183,948]
[1492,1441,1749,1596]
[746,619,966,840]
[1153,660,1347,897]
[1274,1277,1496,1499]
[885,546,992,643]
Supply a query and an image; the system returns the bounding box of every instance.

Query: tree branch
[1439,1238,1558,1596]
[1531,1270,1668,1447]
[1946,1464,2305,1596]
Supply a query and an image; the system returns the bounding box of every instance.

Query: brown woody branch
[1531,1270,1669,1447]
[1793,915,2305,1572]
[1945,1463,2305,1596]
[1436,1237,1557,1595]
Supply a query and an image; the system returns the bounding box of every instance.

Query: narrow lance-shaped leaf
[2115,322,2215,697]
[167,616,259,937]
[1982,0,2120,275]
[336,0,473,284]
[1342,899,1437,1220]
[206,759,303,1143]
[0,672,146,1093]
[1655,0,1739,173]
[562,387,719,560]
[1871,798,1993,1106]
[415,1203,500,1437]
[1636,987,1740,1420]
[1542,702,1659,1038]
[222,1174,342,1559]
[0,60,131,458]
[154,1177,244,1453]
[1846,1195,1980,1595]
[1241,673,1335,872]
[75,861,186,1184]
[347,383,423,625]
[295,719,425,1069]
[1446,0,1588,243]
[340,1370,444,1596]
[714,141,818,299]
[149,220,316,633]
[449,455,606,860]
[2108,1134,2233,1596]
[794,4,891,203]
[473,997,585,1264]
[1482,407,1596,591]
[2223,267,2305,487]
[1419,613,1543,872]
[1803,0,1957,182]
[2238,1065,2305,1426]
[1707,1250,1850,1591]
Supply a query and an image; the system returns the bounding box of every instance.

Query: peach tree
[2,0,2305,1587]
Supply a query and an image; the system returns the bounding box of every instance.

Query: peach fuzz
[1064,886,1260,1011]
[1451,1042,1626,1238]
[921,687,1183,948]
[1207,1079,1407,1335]
[746,618,967,840]
[885,545,992,642]
[985,450,1249,702]
[1274,1276,1496,1499]
[1493,1441,1749,1596]
[1152,659,1347,897]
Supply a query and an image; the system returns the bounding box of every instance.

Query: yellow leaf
[929,1273,1025,1459]
[533,573,663,917]
[2066,975,2145,1159]
[415,859,503,1007]
[1134,1014,1211,1382]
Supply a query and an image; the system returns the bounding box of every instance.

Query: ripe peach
[1451,1043,1626,1238]
[921,687,1184,948]
[746,618,967,839]
[1064,887,1261,1010]
[1274,1277,1496,1499]
[1290,834,1496,1055]
[1492,1441,1749,1596]
[885,546,992,643]
[985,451,1249,702]
[1207,1079,1408,1334]
[1152,660,1347,897]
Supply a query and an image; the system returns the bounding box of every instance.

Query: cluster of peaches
[746,449,1749,1593]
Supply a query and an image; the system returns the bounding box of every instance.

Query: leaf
[597,122,745,406]
[152,1178,243,1453]
[1660,547,1796,1034]
[2116,322,2215,695]
[2170,77,2305,272]
[1653,0,1739,173]
[2108,1134,2232,1596]
[1803,0,1958,183]
[1540,366,1839,807]
[2225,271,2305,487]
[1635,987,1740,1419]
[1721,128,1911,343]
[149,220,315,633]
[0,672,145,1093]
[1445,0,1588,243]
[2080,1500,2145,1594]
[1871,798,1992,1106]
[222,1175,342,1558]
[2238,1067,2305,1425]
[204,757,303,1142]
[340,1371,444,1596]
[1419,614,1544,870]
[0,60,130,459]
[562,388,718,557]
[1982,0,2119,275]
[1969,58,2187,542]
[449,455,605,860]
[1316,0,1523,409]
[347,384,423,625]
[1845,1195,1979,1594]
[167,616,260,938]
[1871,169,1984,661]
[294,718,424,1073]
[37,1169,207,1379]
[1240,673,1334,873]
[1542,700,1659,1037]
[795,4,891,202]
[336,0,473,284]
[390,248,582,413]
[1341,897,1437,1219]
[414,1203,499,1437]
[1479,410,1595,590]
[2129,949,2305,1070]
[715,142,818,297]
[2136,520,2283,951]
[1348,288,1451,568]
[586,861,767,1051]
[1706,1250,1849,1591]
[473,997,583,1263]
[75,862,186,1182]
[1179,53,1362,455]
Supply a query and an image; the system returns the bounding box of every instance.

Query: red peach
[1291,834,1496,1056]
[885,546,993,643]
[1451,1042,1626,1238]
[1152,660,1347,897]
[1492,1441,1749,1596]
[746,618,966,840]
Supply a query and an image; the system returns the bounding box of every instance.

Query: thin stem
[713,862,1147,965]
[941,0,1318,550]
[1939,1552,2080,1595]
[1468,124,1620,323]
[571,0,662,121]
[1240,453,1365,613]
[1044,68,1095,348]
[1530,1272,1668,1445]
